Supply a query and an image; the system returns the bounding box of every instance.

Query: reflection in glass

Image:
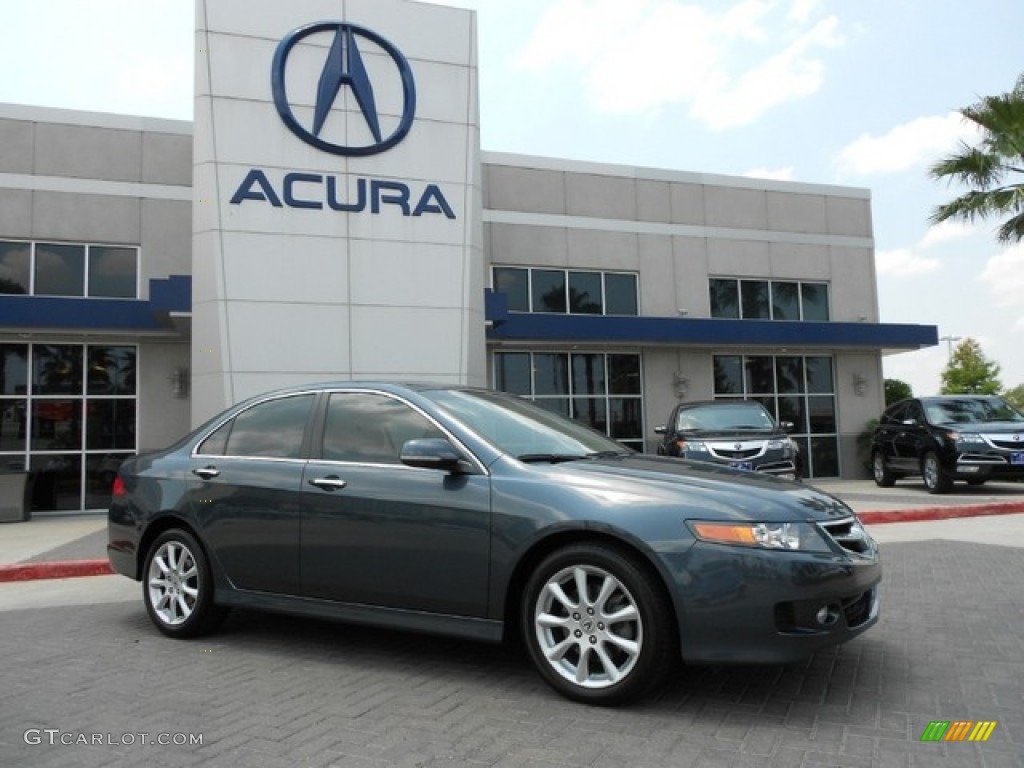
[608,355,641,394]
[31,400,82,450]
[29,454,82,512]
[805,356,834,393]
[709,279,739,319]
[531,270,566,313]
[34,243,85,297]
[88,246,137,298]
[808,396,837,433]
[810,436,839,477]
[85,453,131,509]
[568,271,602,314]
[33,345,83,395]
[533,398,570,419]
[801,283,830,321]
[740,280,770,319]
[609,398,642,440]
[0,399,26,451]
[744,357,774,394]
[775,356,805,394]
[778,397,807,432]
[0,241,30,294]
[772,282,800,320]
[0,344,28,395]
[571,354,606,395]
[534,354,569,396]
[87,346,137,395]
[572,398,607,432]
[228,395,313,458]
[495,352,531,395]
[493,267,529,312]
[604,273,638,315]
[86,400,136,450]
[713,356,743,394]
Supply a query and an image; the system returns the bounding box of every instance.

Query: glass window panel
[85,453,131,509]
[810,436,839,477]
[495,352,531,395]
[33,345,83,395]
[618,439,643,453]
[771,281,800,320]
[533,354,569,396]
[713,356,743,394]
[197,420,231,456]
[740,280,770,319]
[0,344,28,395]
[608,354,641,394]
[609,398,642,439]
[808,396,837,433]
[568,271,602,314]
[34,243,85,297]
[493,267,529,312]
[88,246,137,298]
[571,354,606,395]
[29,454,81,512]
[752,396,777,421]
[778,396,807,432]
[572,398,607,432]
[805,356,834,393]
[801,283,830,322]
[604,273,638,315]
[531,270,566,313]
[87,346,137,395]
[775,356,805,394]
[322,393,440,464]
[792,436,810,477]
[0,241,30,294]
[31,400,82,450]
[86,399,135,450]
[0,399,27,451]
[533,398,570,419]
[709,279,739,319]
[226,394,313,459]
[744,356,775,394]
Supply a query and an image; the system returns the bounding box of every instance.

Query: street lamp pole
[938,334,962,359]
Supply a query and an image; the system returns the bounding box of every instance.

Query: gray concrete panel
[768,241,831,279]
[669,181,705,225]
[636,178,671,223]
[671,236,711,315]
[488,222,568,267]
[34,123,142,182]
[142,132,193,186]
[141,199,192,284]
[766,191,827,234]
[486,165,565,214]
[32,191,141,244]
[0,118,34,174]
[704,185,768,230]
[567,227,638,270]
[829,246,877,322]
[0,189,33,238]
[826,195,873,237]
[637,234,675,316]
[707,238,771,276]
[138,341,192,450]
[565,172,636,220]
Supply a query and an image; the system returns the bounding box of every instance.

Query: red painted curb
[0,559,114,583]
[859,502,1024,525]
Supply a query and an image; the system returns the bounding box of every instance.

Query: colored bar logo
[920,721,997,742]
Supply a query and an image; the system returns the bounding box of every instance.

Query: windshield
[924,397,1024,425]
[675,402,776,431]
[422,389,629,459]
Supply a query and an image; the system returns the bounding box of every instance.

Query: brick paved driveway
[1,539,1021,768]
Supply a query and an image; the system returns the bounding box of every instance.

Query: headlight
[676,439,708,453]
[767,439,796,457]
[950,432,984,445]
[689,521,830,552]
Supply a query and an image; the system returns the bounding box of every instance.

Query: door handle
[193,466,220,480]
[309,476,347,491]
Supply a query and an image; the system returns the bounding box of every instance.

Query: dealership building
[0,0,936,513]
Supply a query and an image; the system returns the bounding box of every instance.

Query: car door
[892,400,928,471]
[187,393,316,595]
[300,390,491,617]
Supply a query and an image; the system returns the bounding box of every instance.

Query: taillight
[112,475,126,498]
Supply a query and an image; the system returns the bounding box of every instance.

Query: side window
[906,402,926,424]
[881,404,905,426]
[322,393,444,464]
[214,395,314,459]
[197,420,231,455]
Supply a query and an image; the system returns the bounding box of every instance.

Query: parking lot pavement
[1,523,1022,768]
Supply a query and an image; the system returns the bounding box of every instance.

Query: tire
[143,529,228,638]
[921,452,953,495]
[521,543,677,705]
[872,451,896,487]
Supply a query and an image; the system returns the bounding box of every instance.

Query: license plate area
[1011,452,1024,466]
[731,461,754,471]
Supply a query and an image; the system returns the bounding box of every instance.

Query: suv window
[881,403,907,426]
[198,394,314,458]
[322,392,443,464]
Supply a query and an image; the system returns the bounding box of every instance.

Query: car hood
[669,428,785,441]
[537,453,851,523]
[940,420,1024,434]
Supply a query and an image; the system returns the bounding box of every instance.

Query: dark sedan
[871,395,1024,493]
[109,383,880,704]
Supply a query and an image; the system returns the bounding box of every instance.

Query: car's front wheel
[143,529,228,638]
[872,451,896,487]
[522,543,676,705]
[921,451,953,494]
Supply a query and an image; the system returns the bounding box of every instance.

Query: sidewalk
[1,479,1023,582]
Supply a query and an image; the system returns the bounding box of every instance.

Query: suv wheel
[921,451,953,495]
[143,529,228,638]
[871,452,896,487]
[521,544,676,705]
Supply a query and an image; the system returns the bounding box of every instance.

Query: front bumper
[662,540,881,665]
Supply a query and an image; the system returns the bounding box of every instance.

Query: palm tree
[929,74,1024,244]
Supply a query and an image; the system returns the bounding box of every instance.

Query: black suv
[654,400,800,479]
[870,395,1024,493]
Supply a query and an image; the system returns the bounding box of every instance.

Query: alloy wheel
[147,539,200,627]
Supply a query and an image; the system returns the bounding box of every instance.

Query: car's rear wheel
[521,543,676,705]
[921,452,953,494]
[872,451,896,487]
[143,529,227,638]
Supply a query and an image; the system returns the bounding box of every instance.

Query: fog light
[962,466,981,473]
[815,604,840,626]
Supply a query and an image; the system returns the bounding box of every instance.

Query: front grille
[818,516,872,555]
[842,589,874,628]
[712,447,761,460]
[990,438,1024,450]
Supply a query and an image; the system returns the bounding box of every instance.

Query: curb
[0,559,114,583]
[858,501,1024,525]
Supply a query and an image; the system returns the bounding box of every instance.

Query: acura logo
[271,22,416,156]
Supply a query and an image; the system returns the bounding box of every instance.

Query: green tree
[940,338,1002,394]
[929,74,1024,244]
[884,378,913,405]
[1003,383,1024,411]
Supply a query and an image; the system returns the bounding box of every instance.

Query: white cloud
[836,112,981,176]
[513,0,843,128]
[980,242,1024,309]
[875,247,941,277]
[743,166,795,181]
[919,220,976,249]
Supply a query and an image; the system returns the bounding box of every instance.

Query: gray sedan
[109,382,880,704]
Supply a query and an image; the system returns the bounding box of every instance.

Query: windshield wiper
[516,453,588,464]
[586,450,629,459]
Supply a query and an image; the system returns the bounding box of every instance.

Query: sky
[2,0,1022,397]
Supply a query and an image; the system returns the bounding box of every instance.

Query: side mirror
[654,425,667,435]
[780,421,795,432]
[400,438,470,473]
